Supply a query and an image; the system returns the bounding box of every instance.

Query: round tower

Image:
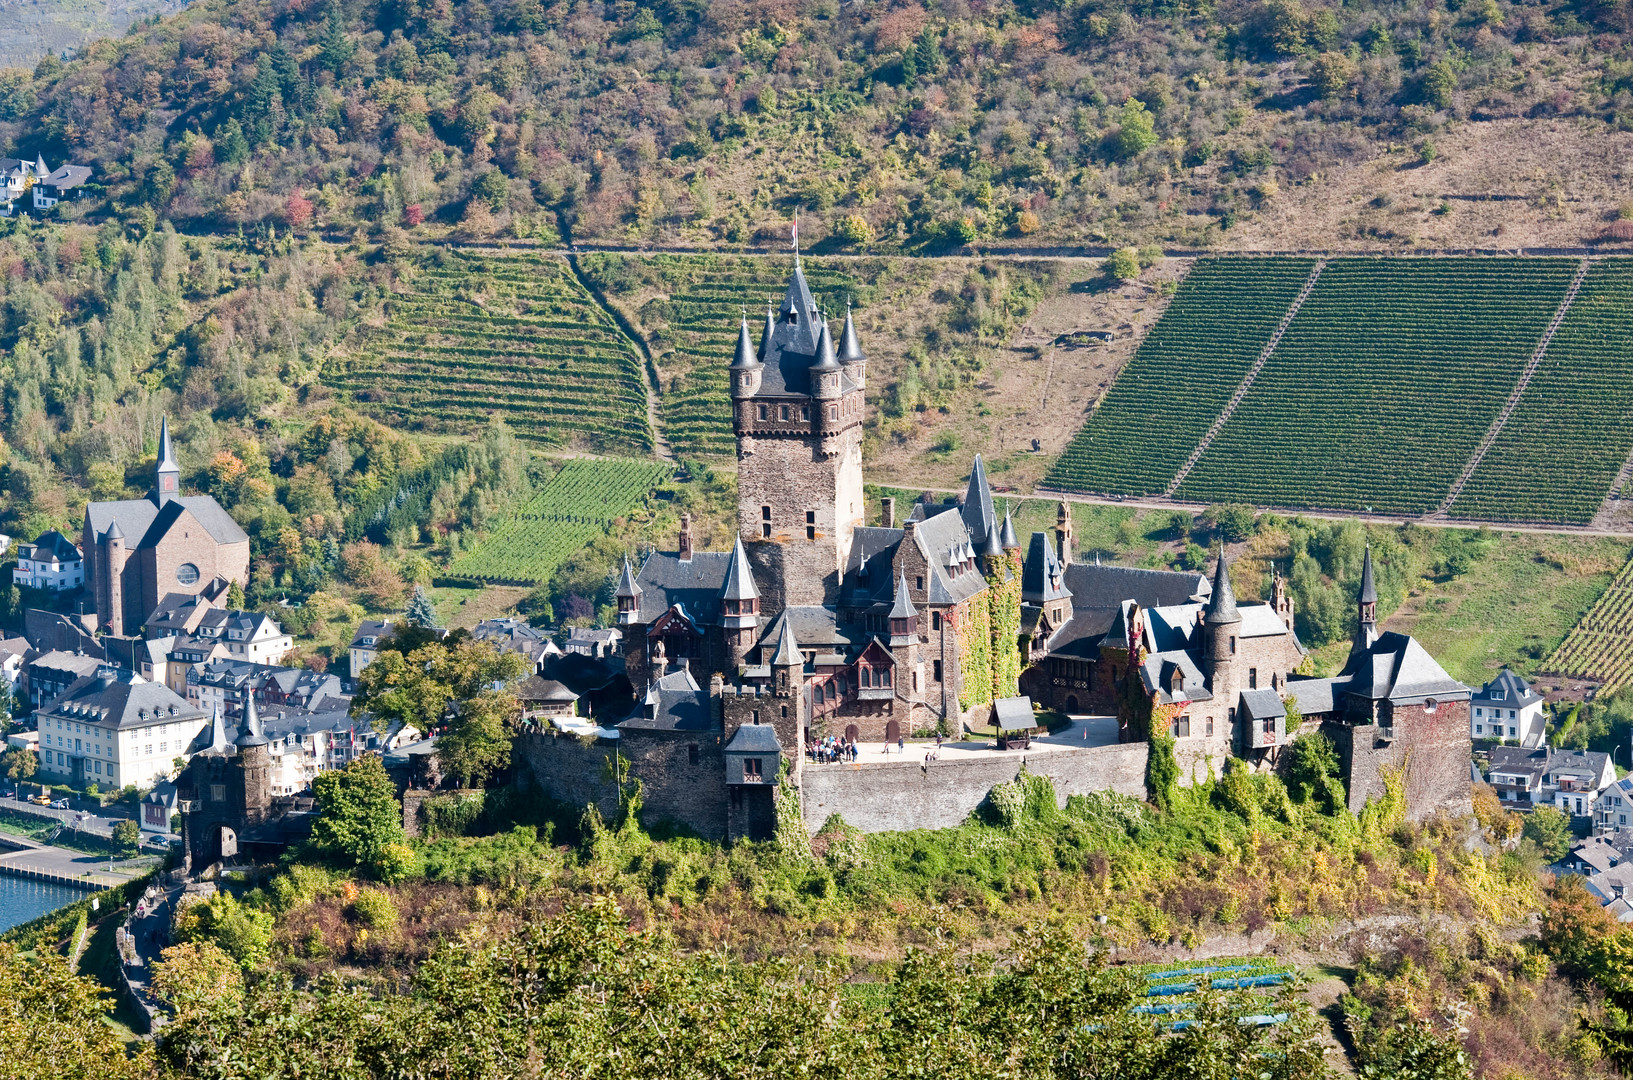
[103,521,126,637]
[729,313,763,403]
[1203,548,1241,685]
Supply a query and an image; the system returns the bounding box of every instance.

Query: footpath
[0,833,156,889]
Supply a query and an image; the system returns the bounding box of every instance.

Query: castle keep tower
[733,258,866,612]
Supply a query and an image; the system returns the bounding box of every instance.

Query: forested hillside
[4,0,1633,249]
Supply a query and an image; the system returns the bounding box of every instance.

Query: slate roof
[1204,553,1240,625]
[23,530,81,562]
[752,262,858,398]
[911,506,987,606]
[1359,545,1377,604]
[993,695,1036,731]
[1283,677,1342,716]
[724,723,782,752]
[961,455,997,549]
[516,674,578,703]
[1473,668,1542,709]
[1341,631,1470,705]
[721,537,760,602]
[1062,563,1211,614]
[888,573,917,620]
[1239,688,1287,721]
[620,667,713,732]
[1138,648,1212,705]
[1021,532,1072,605]
[845,526,905,606]
[86,494,247,549]
[350,619,393,649]
[1239,605,1295,639]
[44,667,205,731]
[633,549,734,624]
[1549,749,1612,781]
[43,163,91,189]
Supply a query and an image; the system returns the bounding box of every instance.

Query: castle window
[814,683,824,704]
[1206,716,1215,736]
[860,668,871,688]
[751,710,759,724]
[758,403,768,421]
[780,405,790,421]
[210,784,225,803]
[1248,668,1257,689]
[1263,716,1275,737]
[933,659,943,682]
[801,405,809,420]
[1171,716,1191,738]
[1229,636,1237,655]
[806,510,816,541]
[744,758,763,780]
[688,744,699,766]
[915,576,924,590]
[932,612,942,631]
[882,666,892,686]
[829,404,838,421]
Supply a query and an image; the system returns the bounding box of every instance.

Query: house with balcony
[1471,669,1545,747]
[1489,745,1615,817]
[1596,776,1633,836]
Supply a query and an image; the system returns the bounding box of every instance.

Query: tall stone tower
[1202,549,1241,692]
[732,259,866,612]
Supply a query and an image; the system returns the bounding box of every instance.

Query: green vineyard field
[1545,551,1633,694]
[330,252,653,451]
[1178,257,1576,514]
[447,458,672,585]
[580,254,861,459]
[1045,257,1318,496]
[1451,258,1633,525]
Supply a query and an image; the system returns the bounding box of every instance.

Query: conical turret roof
[615,557,641,599]
[838,304,865,362]
[1359,545,1377,605]
[235,691,268,748]
[721,537,759,601]
[731,315,760,369]
[982,522,1004,558]
[1000,504,1019,550]
[810,318,841,372]
[104,519,123,541]
[772,615,801,667]
[157,415,178,472]
[961,454,997,548]
[1204,548,1241,625]
[207,703,230,755]
[889,572,918,620]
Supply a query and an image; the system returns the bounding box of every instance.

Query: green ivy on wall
[956,596,993,712]
[986,550,1023,701]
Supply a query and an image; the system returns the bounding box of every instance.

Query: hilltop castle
[512,257,1473,841]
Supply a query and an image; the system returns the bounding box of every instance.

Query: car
[51,798,69,809]
[28,794,52,806]
[143,834,173,849]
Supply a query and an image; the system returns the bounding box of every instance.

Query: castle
[508,257,1474,841]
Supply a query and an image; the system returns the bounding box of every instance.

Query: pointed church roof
[104,519,123,541]
[1204,549,1240,625]
[961,454,997,547]
[811,317,841,372]
[1359,545,1377,605]
[760,304,776,360]
[772,615,801,667]
[838,304,865,362]
[889,572,918,620]
[234,690,268,747]
[157,415,177,471]
[1000,505,1019,550]
[721,537,759,601]
[615,557,642,599]
[731,315,760,370]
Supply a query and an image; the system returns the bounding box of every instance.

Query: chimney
[882,496,896,529]
[678,514,693,562]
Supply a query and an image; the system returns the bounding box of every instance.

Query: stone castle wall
[799,742,1149,834]
[1328,699,1473,821]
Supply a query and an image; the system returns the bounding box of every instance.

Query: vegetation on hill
[3,0,1629,251]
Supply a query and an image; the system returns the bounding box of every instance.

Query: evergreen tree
[215,118,250,165]
[406,584,438,628]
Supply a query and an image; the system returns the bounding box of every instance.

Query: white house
[1489,745,1617,816]
[34,162,91,209]
[349,619,393,680]
[13,530,84,590]
[219,610,293,664]
[1471,669,1546,746]
[1597,776,1633,836]
[34,666,210,790]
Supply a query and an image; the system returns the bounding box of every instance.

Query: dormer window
[787,310,798,325]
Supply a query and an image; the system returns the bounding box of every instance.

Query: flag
[791,210,799,250]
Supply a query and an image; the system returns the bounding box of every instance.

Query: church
[82,418,250,637]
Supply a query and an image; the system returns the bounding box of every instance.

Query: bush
[1112,98,1157,159]
[834,213,873,247]
[347,888,398,932]
[1106,247,1141,281]
[112,819,139,855]
[1522,806,1572,861]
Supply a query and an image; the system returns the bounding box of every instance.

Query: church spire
[155,415,180,505]
[1355,545,1379,651]
[961,454,997,549]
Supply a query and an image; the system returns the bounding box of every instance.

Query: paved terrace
[813,715,1121,767]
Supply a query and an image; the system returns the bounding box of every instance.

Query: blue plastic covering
[1143,964,1259,980]
[1211,974,1289,990]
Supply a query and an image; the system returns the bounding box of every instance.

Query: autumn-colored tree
[285,191,315,228]
[0,943,155,1079]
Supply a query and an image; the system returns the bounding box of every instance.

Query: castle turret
[155,415,180,506]
[961,454,997,549]
[838,303,866,389]
[809,317,843,410]
[1272,564,1294,630]
[1354,545,1379,654]
[615,557,642,627]
[678,513,693,562]
[1000,504,1020,551]
[102,520,126,636]
[888,572,918,647]
[772,616,802,698]
[233,691,270,826]
[730,315,763,400]
[1203,548,1241,687]
[721,537,760,664]
[1056,500,1074,566]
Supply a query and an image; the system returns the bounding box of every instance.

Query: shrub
[348,888,399,932]
[834,213,873,247]
[1522,806,1572,860]
[1106,247,1141,280]
[1112,98,1157,159]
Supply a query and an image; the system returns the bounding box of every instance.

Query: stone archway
[1065,695,1080,712]
[216,825,237,862]
[885,719,901,745]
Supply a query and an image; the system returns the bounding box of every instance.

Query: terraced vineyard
[331,252,653,451]
[447,458,671,585]
[1045,257,1318,496]
[581,254,861,458]
[1175,257,1578,514]
[1451,258,1633,524]
[1545,551,1633,693]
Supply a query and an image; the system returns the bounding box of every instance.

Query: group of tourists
[810,735,859,763]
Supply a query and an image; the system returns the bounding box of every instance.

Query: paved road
[0,838,148,888]
[0,792,135,837]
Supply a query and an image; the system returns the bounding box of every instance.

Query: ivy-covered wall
[986,550,1023,701]
[956,595,993,712]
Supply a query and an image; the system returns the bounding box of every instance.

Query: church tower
[1353,545,1379,655]
[155,415,180,506]
[734,257,866,612]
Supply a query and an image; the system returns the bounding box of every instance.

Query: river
[0,873,85,933]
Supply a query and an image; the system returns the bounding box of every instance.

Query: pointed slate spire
[889,572,918,620]
[721,537,759,602]
[158,414,177,470]
[982,522,1004,558]
[616,557,641,599]
[207,703,230,755]
[772,614,801,667]
[811,317,841,372]
[760,303,776,360]
[1204,547,1240,626]
[731,314,759,370]
[838,303,865,362]
[1359,544,1377,605]
[155,415,180,505]
[1000,503,1019,550]
[104,519,123,542]
[235,690,268,748]
[961,453,997,549]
